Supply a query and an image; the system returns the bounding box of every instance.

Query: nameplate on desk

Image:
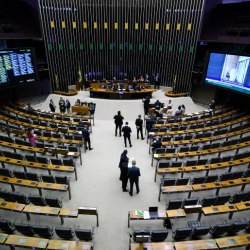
[184,205,202,213]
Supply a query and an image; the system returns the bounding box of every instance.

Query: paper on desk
[143,211,150,219]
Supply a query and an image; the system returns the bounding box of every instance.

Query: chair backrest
[205,175,218,183]
[193,226,210,237]
[32,225,54,238]
[75,229,93,241]
[173,228,192,240]
[50,159,63,166]
[158,162,170,168]
[12,193,30,205]
[215,194,231,205]
[15,223,34,236]
[210,157,221,164]
[186,160,197,167]
[197,159,208,165]
[192,176,206,184]
[13,170,27,180]
[167,200,183,210]
[25,155,37,162]
[230,191,249,203]
[0,190,13,202]
[232,171,244,179]
[220,172,233,181]
[179,147,189,153]
[133,230,150,242]
[166,148,176,154]
[36,157,48,164]
[162,178,175,187]
[176,178,189,186]
[26,172,41,182]
[0,218,15,233]
[0,168,13,177]
[201,196,217,207]
[210,223,232,236]
[41,175,56,183]
[183,198,199,207]
[28,195,47,206]
[150,230,168,242]
[63,158,75,167]
[45,197,63,208]
[229,221,248,234]
[55,176,70,185]
[55,226,75,239]
[171,161,182,167]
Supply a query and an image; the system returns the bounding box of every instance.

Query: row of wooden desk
[150,114,250,138]
[128,200,250,227]
[0,175,71,199]
[130,234,250,250]
[155,157,250,181]
[153,140,250,166]
[152,108,238,128]
[0,200,99,226]
[0,233,93,250]
[159,177,250,201]
[0,156,77,180]
[0,141,82,165]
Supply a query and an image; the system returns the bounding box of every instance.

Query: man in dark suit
[113,111,124,137]
[81,125,93,150]
[122,122,132,147]
[128,160,141,196]
[135,115,144,140]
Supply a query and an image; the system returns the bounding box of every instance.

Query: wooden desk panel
[157,167,184,174]
[0,200,25,212]
[174,239,218,250]
[23,205,60,216]
[0,233,8,244]
[37,182,68,191]
[5,234,48,249]
[129,210,167,220]
[192,182,221,191]
[131,242,174,250]
[220,178,249,188]
[166,209,186,218]
[161,185,192,194]
[202,204,237,215]
[215,234,250,249]
[59,208,78,217]
[235,200,250,211]
[47,239,93,250]
[184,165,210,172]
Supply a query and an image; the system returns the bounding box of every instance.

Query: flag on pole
[78,66,82,83]
[55,74,59,90]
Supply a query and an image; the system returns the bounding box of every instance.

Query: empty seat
[210,158,221,164]
[220,172,233,181]
[150,230,168,242]
[26,172,41,182]
[32,225,54,238]
[0,168,14,177]
[36,157,48,164]
[75,229,93,241]
[15,223,34,236]
[192,176,206,184]
[63,158,75,167]
[158,162,170,168]
[41,175,56,183]
[201,196,217,207]
[0,190,13,202]
[210,142,220,149]
[11,153,23,160]
[55,176,70,185]
[183,198,199,207]
[192,226,210,238]
[12,193,30,205]
[186,160,197,167]
[55,226,75,239]
[190,146,199,152]
[214,194,231,205]
[0,218,15,233]
[50,159,63,166]
[161,178,175,186]
[171,161,182,167]
[176,178,189,186]
[13,170,27,180]
[231,171,244,179]
[229,221,248,234]
[179,147,189,153]
[28,195,46,206]
[25,155,37,162]
[230,191,250,203]
[166,200,183,210]
[172,228,192,240]
[205,175,218,183]
[197,159,208,165]
[133,229,150,242]
[210,223,232,236]
[45,197,63,208]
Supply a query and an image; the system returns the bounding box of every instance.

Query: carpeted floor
[2,90,249,250]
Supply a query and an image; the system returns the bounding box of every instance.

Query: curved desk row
[89,88,155,99]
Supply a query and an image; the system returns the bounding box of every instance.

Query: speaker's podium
[72,106,89,114]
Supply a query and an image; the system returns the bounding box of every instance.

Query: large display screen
[205,52,250,95]
[0,48,37,88]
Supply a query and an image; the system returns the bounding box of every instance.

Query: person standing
[26,128,36,146]
[119,150,129,192]
[135,115,144,140]
[66,100,71,113]
[113,111,124,137]
[142,96,150,115]
[59,97,66,113]
[81,125,93,150]
[128,160,141,196]
[122,122,132,147]
[49,99,56,112]
[154,73,160,90]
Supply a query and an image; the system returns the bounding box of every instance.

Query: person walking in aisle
[119,150,129,192]
[122,122,132,147]
[26,127,36,146]
[135,115,144,140]
[113,111,124,137]
[128,160,141,196]
[81,125,93,150]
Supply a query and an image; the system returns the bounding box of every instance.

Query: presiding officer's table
[89,88,155,99]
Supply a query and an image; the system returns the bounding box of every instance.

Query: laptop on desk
[149,206,158,219]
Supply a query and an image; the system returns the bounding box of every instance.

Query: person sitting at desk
[81,102,88,108]
[154,100,161,110]
[152,137,162,153]
[75,99,81,106]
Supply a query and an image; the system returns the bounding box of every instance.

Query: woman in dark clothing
[119,150,129,192]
